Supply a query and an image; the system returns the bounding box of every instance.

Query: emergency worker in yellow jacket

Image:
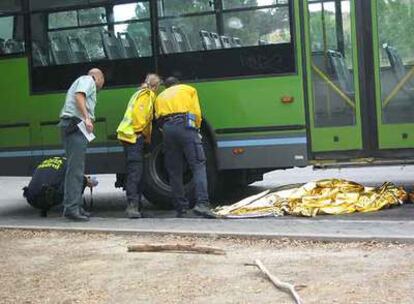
[155,77,215,218]
[117,74,160,218]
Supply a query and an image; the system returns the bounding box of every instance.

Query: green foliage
[308,3,352,66]
[159,0,211,15]
[378,0,414,64]
[130,0,290,49]
[126,2,151,56]
[225,7,290,44]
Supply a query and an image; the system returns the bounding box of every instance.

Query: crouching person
[117,74,161,218]
[23,156,97,217]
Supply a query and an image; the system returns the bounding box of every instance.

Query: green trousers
[61,125,88,214]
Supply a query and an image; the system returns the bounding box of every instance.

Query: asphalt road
[0,164,413,219]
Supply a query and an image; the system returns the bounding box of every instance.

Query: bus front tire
[143,134,217,210]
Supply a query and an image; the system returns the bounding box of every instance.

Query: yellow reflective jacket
[117,88,155,144]
[155,84,202,128]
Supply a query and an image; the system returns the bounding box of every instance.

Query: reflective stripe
[217,137,307,148]
[0,138,307,158]
[0,146,124,158]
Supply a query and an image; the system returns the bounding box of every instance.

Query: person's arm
[134,94,153,144]
[132,91,152,134]
[75,92,93,133]
[143,96,154,144]
[154,96,160,120]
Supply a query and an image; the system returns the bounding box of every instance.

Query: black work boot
[193,204,216,219]
[63,210,89,222]
[126,201,142,219]
[79,207,91,218]
[176,208,197,218]
[176,208,187,218]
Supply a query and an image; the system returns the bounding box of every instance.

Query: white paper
[77,121,96,142]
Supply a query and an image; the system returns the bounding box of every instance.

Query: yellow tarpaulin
[213,179,409,218]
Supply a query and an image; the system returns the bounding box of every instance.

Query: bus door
[303,0,364,155]
[303,0,414,159]
[372,0,414,152]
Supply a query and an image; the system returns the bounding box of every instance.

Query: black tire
[143,138,174,209]
[143,130,216,209]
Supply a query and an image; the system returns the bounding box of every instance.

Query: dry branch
[127,244,225,255]
[250,259,303,304]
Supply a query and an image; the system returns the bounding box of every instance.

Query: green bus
[0,0,413,206]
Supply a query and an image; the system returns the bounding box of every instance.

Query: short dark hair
[164,76,180,88]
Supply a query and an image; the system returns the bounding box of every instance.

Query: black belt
[160,113,186,123]
[61,116,81,123]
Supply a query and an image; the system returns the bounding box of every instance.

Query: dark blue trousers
[162,120,209,211]
[123,136,144,204]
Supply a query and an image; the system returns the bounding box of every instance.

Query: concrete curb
[2,224,414,244]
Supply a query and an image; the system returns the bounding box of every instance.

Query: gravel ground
[1,229,413,304]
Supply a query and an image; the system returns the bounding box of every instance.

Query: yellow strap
[383,65,414,108]
[311,64,356,109]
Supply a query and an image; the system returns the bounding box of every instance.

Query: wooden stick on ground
[127,244,225,255]
[250,259,303,304]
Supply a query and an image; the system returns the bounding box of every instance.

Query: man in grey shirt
[59,68,105,221]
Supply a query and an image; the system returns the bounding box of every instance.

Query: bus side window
[0,15,25,56]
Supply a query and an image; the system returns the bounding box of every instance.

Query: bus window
[157,0,216,54]
[222,0,288,10]
[48,11,78,29]
[48,7,106,29]
[79,7,107,25]
[31,6,109,66]
[377,0,414,124]
[48,27,107,63]
[157,0,291,53]
[308,2,337,53]
[113,2,152,58]
[31,2,153,67]
[157,0,294,80]
[29,0,294,90]
[223,5,291,47]
[30,1,155,91]
[308,0,356,128]
[0,15,25,56]
[158,0,213,16]
[159,15,217,53]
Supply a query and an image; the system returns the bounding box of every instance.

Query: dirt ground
[0,229,413,304]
